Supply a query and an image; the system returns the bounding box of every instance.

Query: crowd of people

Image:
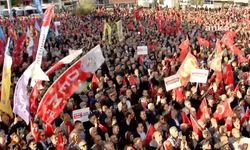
[0,4,250,150]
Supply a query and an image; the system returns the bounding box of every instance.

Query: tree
[190,0,204,6]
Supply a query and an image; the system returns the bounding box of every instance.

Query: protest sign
[164,74,182,91]
[190,69,209,83]
[137,46,148,55]
[72,107,90,122]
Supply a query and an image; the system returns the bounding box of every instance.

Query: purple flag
[13,63,34,125]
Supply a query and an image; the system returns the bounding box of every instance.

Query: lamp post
[6,0,12,18]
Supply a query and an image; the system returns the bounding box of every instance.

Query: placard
[137,46,148,55]
[72,107,90,123]
[164,74,182,91]
[190,69,209,83]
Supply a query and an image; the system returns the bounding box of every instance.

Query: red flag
[144,124,155,145]
[91,74,99,89]
[195,16,202,25]
[173,87,185,103]
[240,107,250,125]
[225,31,237,39]
[190,115,202,137]
[234,82,240,93]
[229,45,247,63]
[223,64,234,85]
[215,71,223,86]
[149,80,155,97]
[196,98,209,120]
[181,112,191,125]
[37,45,104,124]
[197,37,210,48]
[138,22,142,34]
[139,55,143,65]
[177,53,198,86]
[127,22,134,30]
[225,117,232,131]
[221,32,234,47]
[45,123,55,137]
[31,121,40,142]
[178,38,189,62]
[129,75,137,86]
[213,101,233,120]
[30,50,82,113]
[134,9,140,21]
[175,14,181,33]
[98,123,108,133]
[56,132,64,150]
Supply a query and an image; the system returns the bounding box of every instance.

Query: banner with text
[137,46,148,55]
[72,107,90,123]
[37,45,105,124]
[190,69,209,83]
[164,74,182,91]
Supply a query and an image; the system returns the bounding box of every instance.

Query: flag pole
[6,0,12,19]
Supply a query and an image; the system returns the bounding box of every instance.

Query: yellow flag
[102,21,107,41]
[116,20,124,42]
[106,23,112,44]
[0,38,13,117]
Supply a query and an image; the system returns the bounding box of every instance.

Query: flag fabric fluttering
[0,26,6,43]
[33,0,43,18]
[181,112,191,125]
[35,20,41,32]
[0,38,13,117]
[178,38,189,62]
[56,132,64,150]
[213,101,233,121]
[190,115,202,137]
[116,20,124,42]
[197,37,210,48]
[31,5,54,81]
[13,63,36,125]
[177,52,198,86]
[196,98,209,120]
[29,49,82,113]
[223,64,234,85]
[144,124,155,145]
[37,45,105,124]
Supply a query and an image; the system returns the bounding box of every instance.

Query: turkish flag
[175,14,181,33]
[56,132,64,150]
[139,55,143,65]
[196,98,209,120]
[190,115,202,137]
[197,37,210,48]
[134,9,140,21]
[45,123,55,137]
[240,107,250,125]
[129,75,137,86]
[221,35,234,47]
[213,101,233,120]
[225,31,237,39]
[91,73,99,89]
[31,121,40,142]
[98,123,108,133]
[177,53,198,86]
[173,87,185,103]
[229,45,247,63]
[225,117,232,131]
[178,38,189,62]
[144,124,155,145]
[223,64,234,85]
[215,71,223,86]
[127,22,134,30]
[181,112,191,125]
